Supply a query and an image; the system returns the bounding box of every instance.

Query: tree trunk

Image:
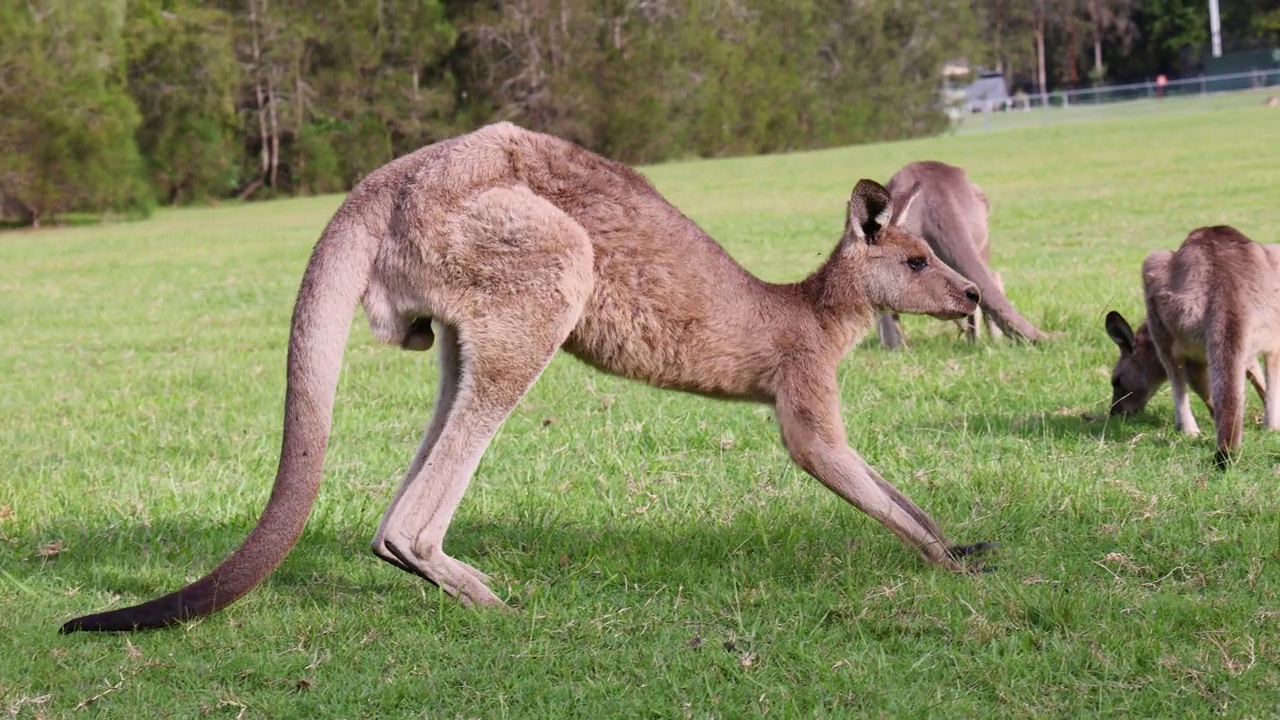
[1035,28,1047,102]
[1092,0,1104,76]
[1033,0,1048,103]
[249,0,270,185]
[236,177,264,200]
[1066,23,1079,85]
[268,69,280,190]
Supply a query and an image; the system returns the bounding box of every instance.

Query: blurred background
[2,0,1277,228]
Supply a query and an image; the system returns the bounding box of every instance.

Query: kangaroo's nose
[964,286,981,304]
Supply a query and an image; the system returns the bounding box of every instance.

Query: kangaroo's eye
[906,257,928,271]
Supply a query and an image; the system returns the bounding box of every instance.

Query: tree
[971,0,1036,86]
[452,0,973,164]
[1033,0,1050,98]
[1083,0,1137,84]
[1134,0,1208,72]
[0,1,150,226]
[126,2,243,204]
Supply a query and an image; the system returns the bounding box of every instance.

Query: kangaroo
[875,161,1047,349]
[1104,311,1266,419]
[1107,228,1280,464]
[60,122,988,634]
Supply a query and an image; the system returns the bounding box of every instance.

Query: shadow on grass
[20,504,995,626]
[918,407,1167,442]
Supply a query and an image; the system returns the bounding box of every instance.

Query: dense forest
[2,0,1278,227]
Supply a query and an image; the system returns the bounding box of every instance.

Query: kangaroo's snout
[921,277,980,322]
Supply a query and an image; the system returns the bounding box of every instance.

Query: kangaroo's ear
[890,181,923,228]
[1105,311,1136,355]
[845,179,894,244]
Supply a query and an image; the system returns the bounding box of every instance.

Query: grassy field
[3,104,1280,719]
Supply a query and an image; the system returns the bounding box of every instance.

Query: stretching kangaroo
[1106,228,1280,463]
[61,122,989,634]
[875,161,1047,349]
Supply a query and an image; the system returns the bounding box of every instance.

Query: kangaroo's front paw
[947,541,999,573]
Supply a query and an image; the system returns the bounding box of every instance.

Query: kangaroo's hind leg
[370,323,491,583]
[376,187,593,608]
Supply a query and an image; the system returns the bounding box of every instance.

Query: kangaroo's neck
[792,245,876,355]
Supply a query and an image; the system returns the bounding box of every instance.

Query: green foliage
[0,1,152,225]
[220,0,459,197]
[292,123,344,195]
[3,0,1278,227]
[126,1,242,203]
[1252,8,1280,37]
[1140,0,1210,59]
[455,0,971,164]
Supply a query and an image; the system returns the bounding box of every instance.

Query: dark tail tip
[1213,449,1238,471]
[59,616,101,634]
[58,603,183,634]
[58,613,139,634]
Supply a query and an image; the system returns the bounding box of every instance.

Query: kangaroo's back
[1143,226,1276,341]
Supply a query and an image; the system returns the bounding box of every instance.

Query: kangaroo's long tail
[60,211,380,633]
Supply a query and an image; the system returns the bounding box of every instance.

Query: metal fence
[951,68,1280,135]
[1015,68,1280,109]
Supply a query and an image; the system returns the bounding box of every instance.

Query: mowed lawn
[3,106,1279,719]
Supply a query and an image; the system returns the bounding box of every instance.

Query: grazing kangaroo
[60,122,988,634]
[1106,228,1280,463]
[875,161,1047,349]
[1104,311,1266,419]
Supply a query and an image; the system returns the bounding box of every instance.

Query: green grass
[3,103,1280,719]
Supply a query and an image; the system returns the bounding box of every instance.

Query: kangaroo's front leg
[1249,356,1270,418]
[876,312,907,350]
[1186,362,1214,419]
[1262,352,1280,431]
[774,376,990,572]
[1167,359,1201,436]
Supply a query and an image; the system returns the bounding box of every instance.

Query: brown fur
[60,122,987,633]
[1104,312,1266,418]
[876,161,1047,348]
[1106,228,1280,464]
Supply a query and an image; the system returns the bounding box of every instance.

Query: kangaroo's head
[1104,311,1166,416]
[842,179,979,320]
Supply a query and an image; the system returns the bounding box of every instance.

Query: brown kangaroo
[1106,227,1280,464]
[876,161,1047,349]
[60,122,988,634]
[1104,311,1265,419]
